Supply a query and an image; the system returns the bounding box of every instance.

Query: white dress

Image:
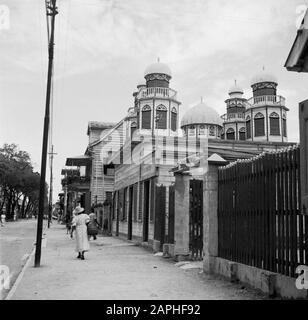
[72,213,90,252]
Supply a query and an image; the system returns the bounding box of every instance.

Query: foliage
[0,143,48,220]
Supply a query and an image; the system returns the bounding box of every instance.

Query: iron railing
[218,146,308,278]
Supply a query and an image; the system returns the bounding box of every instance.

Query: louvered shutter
[123,188,127,221]
[283,118,287,137]
[156,110,167,129]
[270,117,280,135]
[150,179,155,222]
[226,132,235,140]
[254,118,265,137]
[246,120,251,139]
[133,183,138,222]
[138,182,143,221]
[142,110,151,129]
[171,112,177,131]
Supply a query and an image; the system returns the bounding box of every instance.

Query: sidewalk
[9,224,267,300]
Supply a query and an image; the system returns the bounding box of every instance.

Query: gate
[189,179,203,260]
[154,185,166,249]
[168,185,175,244]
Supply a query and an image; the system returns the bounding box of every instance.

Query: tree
[0,143,46,220]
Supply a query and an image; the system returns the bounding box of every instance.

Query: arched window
[269,112,280,136]
[254,113,265,137]
[131,122,137,138]
[226,128,235,140]
[221,129,225,140]
[155,105,167,129]
[246,116,251,139]
[283,114,287,137]
[142,105,151,129]
[209,126,215,136]
[171,107,177,132]
[239,127,246,141]
[199,125,206,136]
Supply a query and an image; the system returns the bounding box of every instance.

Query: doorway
[128,186,133,240]
[143,180,150,242]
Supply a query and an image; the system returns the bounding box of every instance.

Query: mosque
[61,60,292,252]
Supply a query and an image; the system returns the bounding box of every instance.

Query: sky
[1,0,308,202]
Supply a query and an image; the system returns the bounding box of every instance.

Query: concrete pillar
[203,154,227,272]
[174,173,191,260]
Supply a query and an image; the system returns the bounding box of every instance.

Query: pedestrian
[70,211,77,239]
[65,214,71,235]
[1,212,6,227]
[72,206,90,260]
[87,211,101,241]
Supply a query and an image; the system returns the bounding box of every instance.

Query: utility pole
[35,0,58,267]
[48,145,57,228]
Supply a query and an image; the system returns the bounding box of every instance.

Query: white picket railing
[247,95,286,107]
[137,87,177,99]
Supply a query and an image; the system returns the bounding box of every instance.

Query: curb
[4,224,49,300]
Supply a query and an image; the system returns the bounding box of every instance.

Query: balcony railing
[247,95,286,107]
[221,113,245,122]
[137,87,177,99]
[61,176,91,186]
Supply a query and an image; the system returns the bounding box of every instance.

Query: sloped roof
[285,9,308,72]
[65,155,91,166]
[87,121,116,135]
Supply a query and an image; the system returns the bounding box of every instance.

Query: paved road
[0,219,45,299]
[10,224,267,300]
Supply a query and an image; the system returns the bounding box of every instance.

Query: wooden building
[61,60,295,252]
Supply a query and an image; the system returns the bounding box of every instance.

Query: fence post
[174,172,191,260]
[299,99,308,213]
[203,154,227,273]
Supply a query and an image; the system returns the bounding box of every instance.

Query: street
[5,223,267,300]
[0,219,40,299]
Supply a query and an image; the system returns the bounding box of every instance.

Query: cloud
[1,0,305,200]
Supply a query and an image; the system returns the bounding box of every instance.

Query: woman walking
[87,211,101,240]
[72,206,90,260]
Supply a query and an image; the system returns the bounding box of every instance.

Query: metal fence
[218,146,308,277]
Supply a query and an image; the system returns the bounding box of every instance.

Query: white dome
[251,71,277,86]
[144,61,172,77]
[181,102,223,128]
[228,84,243,95]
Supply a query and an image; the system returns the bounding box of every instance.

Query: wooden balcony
[61,176,91,191]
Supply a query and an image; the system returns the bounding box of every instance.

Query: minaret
[246,69,289,142]
[135,60,181,137]
[222,81,247,141]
